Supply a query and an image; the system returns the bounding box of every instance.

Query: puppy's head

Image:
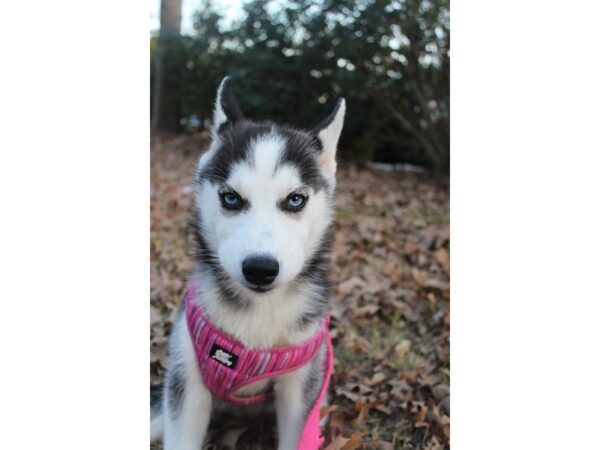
[195,77,345,296]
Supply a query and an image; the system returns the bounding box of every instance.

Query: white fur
[163,319,212,450]
[317,99,345,181]
[199,269,320,348]
[210,78,229,137]
[275,364,313,448]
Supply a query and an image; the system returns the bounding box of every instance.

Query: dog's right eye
[220,192,243,210]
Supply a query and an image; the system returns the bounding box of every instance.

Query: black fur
[202,120,328,194]
[216,78,244,133]
[192,214,218,270]
[167,362,186,417]
[151,384,163,413]
[201,121,268,184]
[296,228,334,327]
[302,341,327,415]
[277,131,328,192]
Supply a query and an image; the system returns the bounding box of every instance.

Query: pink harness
[185,283,334,449]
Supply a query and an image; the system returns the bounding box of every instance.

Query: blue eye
[286,194,307,210]
[221,192,242,209]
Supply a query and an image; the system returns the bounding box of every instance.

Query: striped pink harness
[185,283,331,406]
[185,282,334,449]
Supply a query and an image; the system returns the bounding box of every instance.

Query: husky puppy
[151,77,345,450]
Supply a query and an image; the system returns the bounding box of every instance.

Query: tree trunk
[151,0,182,132]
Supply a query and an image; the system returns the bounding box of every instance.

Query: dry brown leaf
[374,403,392,415]
[338,276,364,295]
[342,432,365,450]
[426,292,437,304]
[434,248,450,273]
[411,269,427,287]
[329,411,346,429]
[376,441,394,450]
[320,404,338,418]
[365,372,387,387]
[394,339,411,358]
[400,372,418,380]
[351,334,372,352]
[324,434,350,450]
[432,384,450,401]
[440,417,450,440]
[424,278,450,292]
[423,436,444,450]
[352,402,370,427]
[413,403,428,425]
[337,390,360,402]
[353,303,380,317]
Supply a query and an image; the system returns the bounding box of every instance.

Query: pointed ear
[212,77,244,136]
[311,98,345,180]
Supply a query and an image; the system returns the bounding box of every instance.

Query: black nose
[242,255,279,286]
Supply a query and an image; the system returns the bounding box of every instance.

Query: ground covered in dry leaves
[151,134,450,450]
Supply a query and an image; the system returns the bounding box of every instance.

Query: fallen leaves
[320,404,338,418]
[365,372,387,387]
[434,248,450,274]
[411,402,428,425]
[353,303,380,317]
[394,339,412,358]
[324,432,365,450]
[324,434,349,450]
[343,432,366,450]
[150,134,450,449]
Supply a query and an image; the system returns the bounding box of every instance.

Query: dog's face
[195,78,345,296]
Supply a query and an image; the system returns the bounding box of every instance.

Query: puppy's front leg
[274,364,311,450]
[275,343,326,450]
[163,319,212,450]
[164,373,211,450]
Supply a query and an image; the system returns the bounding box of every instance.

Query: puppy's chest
[213,310,316,398]
[216,303,314,349]
[230,319,300,349]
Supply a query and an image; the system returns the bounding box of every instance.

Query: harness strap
[185,282,329,405]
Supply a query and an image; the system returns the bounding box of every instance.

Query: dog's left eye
[284,194,307,211]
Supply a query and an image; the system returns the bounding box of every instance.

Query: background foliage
[151,0,449,176]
